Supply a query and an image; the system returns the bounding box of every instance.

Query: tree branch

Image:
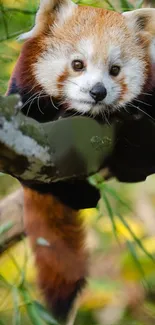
[0,94,113,252]
[0,95,113,184]
[0,95,54,183]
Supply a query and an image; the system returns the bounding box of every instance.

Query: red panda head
[15,1,155,117]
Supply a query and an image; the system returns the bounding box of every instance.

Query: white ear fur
[123,8,155,33]
[18,0,76,41]
[123,9,155,63]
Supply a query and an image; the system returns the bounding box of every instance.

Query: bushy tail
[23,187,87,323]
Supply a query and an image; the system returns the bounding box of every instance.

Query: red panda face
[18,3,155,117]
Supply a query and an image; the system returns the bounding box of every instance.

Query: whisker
[26,92,45,117]
[129,103,155,121]
[123,106,130,114]
[26,97,36,117]
[67,80,79,87]
[23,84,38,97]
[50,96,59,110]
[67,79,88,93]
[102,110,111,125]
[21,91,40,110]
[141,92,153,97]
[37,91,44,115]
[134,98,152,107]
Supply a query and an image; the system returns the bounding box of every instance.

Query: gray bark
[0,94,113,183]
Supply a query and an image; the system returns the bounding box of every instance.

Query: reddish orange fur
[119,77,128,101]
[23,187,87,317]
[7,4,155,321]
[57,68,69,96]
[8,36,45,94]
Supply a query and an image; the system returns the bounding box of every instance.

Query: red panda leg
[23,187,87,322]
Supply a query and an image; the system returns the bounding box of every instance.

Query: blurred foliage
[1,0,155,325]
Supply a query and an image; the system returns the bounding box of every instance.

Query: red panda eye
[110,65,121,77]
[72,60,85,71]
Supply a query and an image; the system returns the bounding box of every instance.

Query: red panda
[7,1,155,323]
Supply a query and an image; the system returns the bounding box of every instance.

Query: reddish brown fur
[23,188,87,317]
[119,77,128,101]
[9,36,45,94]
[7,5,155,321]
[8,6,151,102]
[57,68,69,95]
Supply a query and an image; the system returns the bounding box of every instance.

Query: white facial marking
[34,31,146,116]
[77,39,95,59]
[63,40,145,115]
[34,48,68,97]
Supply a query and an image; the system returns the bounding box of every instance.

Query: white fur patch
[63,40,145,115]
[108,46,122,66]
[40,0,55,12]
[33,12,147,117]
[34,48,68,97]
[18,0,76,40]
[77,39,94,59]
[121,57,145,103]
[149,38,155,63]
[55,1,77,26]
[18,29,36,41]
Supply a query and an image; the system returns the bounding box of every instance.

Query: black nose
[90,82,107,103]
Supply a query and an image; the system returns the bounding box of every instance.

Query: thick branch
[0,95,54,183]
[0,95,113,183]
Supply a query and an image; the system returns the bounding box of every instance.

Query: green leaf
[103,0,116,10]
[126,241,146,279]
[34,301,59,325]
[12,287,21,325]
[135,0,144,8]
[119,0,134,11]
[104,185,132,212]
[118,213,155,262]
[0,274,11,287]
[19,285,44,325]
[88,278,121,292]
[101,190,120,244]
[0,221,14,236]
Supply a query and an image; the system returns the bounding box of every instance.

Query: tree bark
[0,95,53,182]
[0,94,113,184]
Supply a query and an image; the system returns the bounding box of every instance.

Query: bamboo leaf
[101,190,120,244]
[0,221,15,236]
[34,301,59,325]
[119,0,134,11]
[104,185,132,212]
[135,0,144,8]
[103,0,116,10]
[12,287,21,325]
[19,285,44,325]
[126,240,146,279]
[118,213,155,262]
[0,274,11,287]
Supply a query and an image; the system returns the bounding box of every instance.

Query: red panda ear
[123,9,155,62]
[123,9,155,35]
[19,0,76,41]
